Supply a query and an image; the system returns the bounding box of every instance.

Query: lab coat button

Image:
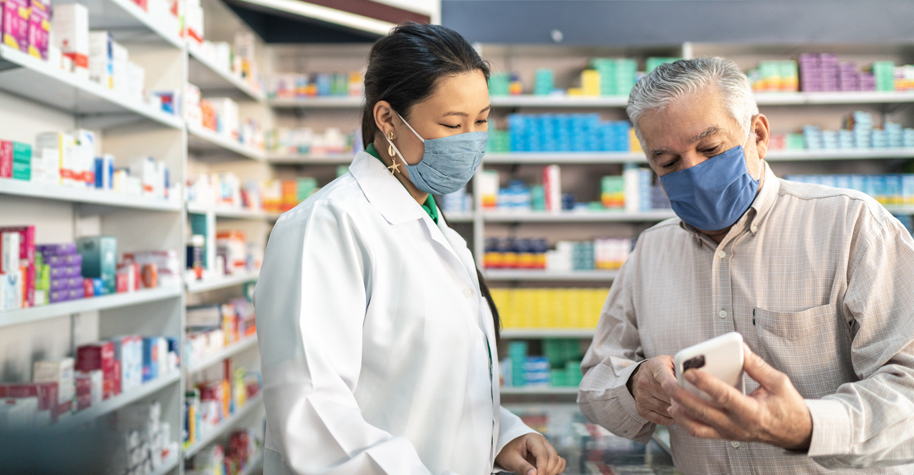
[463,288,474,298]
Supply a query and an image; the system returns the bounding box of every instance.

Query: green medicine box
[12,142,31,181]
[77,236,117,294]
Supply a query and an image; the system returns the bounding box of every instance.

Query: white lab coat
[254,150,535,475]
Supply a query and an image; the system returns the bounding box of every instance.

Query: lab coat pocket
[753,303,854,398]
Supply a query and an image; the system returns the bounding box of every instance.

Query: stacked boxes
[52,3,89,77]
[748,61,799,92]
[589,58,637,96]
[27,0,50,60]
[2,0,30,53]
[38,242,84,304]
[490,288,609,329]
[0,382,59,426]
[785,173,914,206]
[76,341,118,400]
[501,340,583,388]
[0,140,32,180]
[112,402,179,475]
[873,61,896,92]
[0,225,35,308]
[76,236,116,295]
[507,114,631,153]
[32,357,74,416]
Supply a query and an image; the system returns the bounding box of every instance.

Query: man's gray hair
[627,57,759,147]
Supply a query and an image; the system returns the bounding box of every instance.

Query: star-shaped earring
[386,130,401,175]
[387,158,401,175]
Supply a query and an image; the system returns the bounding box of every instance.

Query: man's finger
[667,379,741,434]
[670,403,725,439]
[741,344,786,390]
[648,409,674,426]
[684,369,751,414]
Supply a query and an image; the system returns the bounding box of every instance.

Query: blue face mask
[659,131,759,232]
[385,112,488,195]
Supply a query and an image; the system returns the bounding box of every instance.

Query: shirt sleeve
[491,407,538,474]
[807,209,914,468]
[577,247,655,444]
[255,201,445,475]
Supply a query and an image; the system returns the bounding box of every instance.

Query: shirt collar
[350,150,425,225]
[678,160,780,238]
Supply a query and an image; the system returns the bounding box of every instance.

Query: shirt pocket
[752,303,855,398]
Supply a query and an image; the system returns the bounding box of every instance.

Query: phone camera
[683,355,705,371]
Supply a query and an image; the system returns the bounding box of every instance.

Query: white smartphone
[674,332,745,402]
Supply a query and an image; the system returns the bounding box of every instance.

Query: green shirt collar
[365,143,439,225]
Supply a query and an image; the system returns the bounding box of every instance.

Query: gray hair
[627,57,759,147]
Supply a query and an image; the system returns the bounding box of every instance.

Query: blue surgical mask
[385,112,488,195]
[659,131,759,232]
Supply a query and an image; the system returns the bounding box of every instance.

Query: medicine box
[88,31,114,88]
[27,0,50,60]
[77,236,117,294]
[51,3,89,77]
[2,141,32,181]
[2,0,30,53]
[95,155,114,190]
[35,132,76,186]
[33,358,75,404]
[70,129,95,187]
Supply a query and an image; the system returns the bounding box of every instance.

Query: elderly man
[578,57,914,474]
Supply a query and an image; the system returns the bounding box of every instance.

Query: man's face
[638,86,768,180]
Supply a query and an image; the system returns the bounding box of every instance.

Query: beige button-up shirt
[579,162,914,474]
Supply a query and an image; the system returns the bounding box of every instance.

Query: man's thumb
[742,344,784,388]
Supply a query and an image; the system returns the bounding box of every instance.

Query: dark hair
[361,22,490,147]
[362,23,502,340]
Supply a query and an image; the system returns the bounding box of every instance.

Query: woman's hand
[494,433,566,475]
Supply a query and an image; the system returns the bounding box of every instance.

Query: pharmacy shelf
[55,0,184,49]
[766,148,914,161]
[187,337,259,374]
[754,91,914,105]
[0,286,183,329]
[54,371,181,430]
[485,270,618,281]
[184,393,264,459]
[486,92,914,108]
[485,152,647,164]
[444,212,476,223]
[241,452,264,475]
[268,96,364,108]
[482,210,676,223]
[187,203,279,220]
[188,43,264,101]
[885,206,914,215]
[185,271,259,293]
[0,45,184,129]
[264,153,355,165]
[490,95,629,108]
[187,124,266,161]
[151,452,180,475]
[501,329,596,339]
[500,387,578,395]
[0,179,182,211]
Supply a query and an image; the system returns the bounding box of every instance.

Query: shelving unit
[58,0,184,49]
[187,124,265,161]
[0,179,182,211]
[268,96,364,108]
[482,210,677,223]
[183,393,264,459]
[187,337,259,373]
[187,43,264,102]
[0,287,183,329]
[501,329,596,339]
[186,203,278,221]
[485,270,618,282]
[55,372,181,430]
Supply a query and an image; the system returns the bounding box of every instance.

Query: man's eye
[702,146,720,154]
[662,160,678,169]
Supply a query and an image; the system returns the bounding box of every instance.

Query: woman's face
[393,69,491,165]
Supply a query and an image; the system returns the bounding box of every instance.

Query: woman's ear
[374,100,396,139]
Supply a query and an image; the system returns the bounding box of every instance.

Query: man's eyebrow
[689,126,720,143]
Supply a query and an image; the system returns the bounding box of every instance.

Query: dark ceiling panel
[442,0,914,46]
[223,0,384,43]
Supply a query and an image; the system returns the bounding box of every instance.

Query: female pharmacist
[255,23,566,475]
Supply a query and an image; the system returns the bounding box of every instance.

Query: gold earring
[386,130,401,175]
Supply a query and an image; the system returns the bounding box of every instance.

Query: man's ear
[752,113,770,161]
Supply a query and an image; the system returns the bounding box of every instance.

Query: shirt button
[751,224,758,233]
[717,250,726,259]
[463,288,474,298]
[718,310,728,319]
[731,441,741,448]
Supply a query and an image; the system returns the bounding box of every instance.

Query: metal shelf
[184,393,264,459]
[486,92,914,108]
[185,272,259,293]
[264,153,355,165]
[188,43,264,101]
[0,179,182,211]
[0,286,183,329]
[268,96,364,108]
[187,124,265,161]
[187,337,259,374]
[54,372,181,430]
[490,95,629,108]
[500,386,578,395]
[0,45,183,129]
[482,210,676,223]
[485,152,647,164]
[766,148,914,161]
[186,204,279,220]
[54,0,183,49]
[500,329,596,339]
[485,270,618,281]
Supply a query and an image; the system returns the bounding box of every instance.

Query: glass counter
[506,404,682,475]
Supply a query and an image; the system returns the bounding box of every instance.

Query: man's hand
[662,344,813,450]
[495,433,566,475]
[628,355,677,426]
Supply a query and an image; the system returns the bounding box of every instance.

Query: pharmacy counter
[506,404,681,475]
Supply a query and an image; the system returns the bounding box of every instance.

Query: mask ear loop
[396,112,425,143]
[744,123,763,182]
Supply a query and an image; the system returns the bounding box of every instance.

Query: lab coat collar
[350,150,426,225]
